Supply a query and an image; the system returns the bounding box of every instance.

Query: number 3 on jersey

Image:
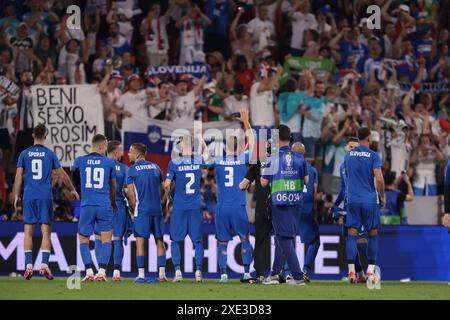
[85,167,104,189]
[225,166,234,187]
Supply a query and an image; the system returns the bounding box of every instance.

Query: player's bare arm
[126,184,136,213]
[260,177,269,188]
[12,167,24,210]
[374,168,385,208]
[54,168,79,200]
[110,178,117,213]
[236,109,254,153]
[239,178,251,190]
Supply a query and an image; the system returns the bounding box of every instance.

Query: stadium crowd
[0,0,449,224]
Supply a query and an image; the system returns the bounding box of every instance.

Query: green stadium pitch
[0,277,448,300]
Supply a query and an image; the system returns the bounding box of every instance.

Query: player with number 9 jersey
[17,144,61,224]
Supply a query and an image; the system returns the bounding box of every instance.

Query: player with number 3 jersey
[209,110,255,283]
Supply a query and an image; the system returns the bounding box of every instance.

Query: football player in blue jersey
[164,133,209,283]
[261,125,309,285]
[344,128,385,286]
[93,141,129,281]
[333,137,369,283]
[72,134,117,282]
[126,142,167,283]
[209,109,254,283]
[108,141,129,281]
[13,124,79,280]
[291,142,320,283]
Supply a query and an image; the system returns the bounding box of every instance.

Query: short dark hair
[384,171,397,186]
[278,124,291,142]
[358,127,371,141]
[158,81,169,89]
[131,142,147,156]
[33,124,47,139]
[92,134,107,146]
[107,140,121,154]
[347,136,359,143]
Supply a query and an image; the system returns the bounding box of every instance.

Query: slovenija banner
[31,84,105,167]
[146,63,210,79]
[121,116,241,173]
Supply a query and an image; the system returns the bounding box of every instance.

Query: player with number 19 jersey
[17,145,61,224]
[72,153,116,236]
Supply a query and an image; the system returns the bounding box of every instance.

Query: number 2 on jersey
[85,167,104,189]
[185,172,195,194]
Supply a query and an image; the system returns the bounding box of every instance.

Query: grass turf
[0,277,449,300]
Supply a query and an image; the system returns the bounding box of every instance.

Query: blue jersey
[113,160,128,205]
[344,145,381,204]
[17,145,61,201]
[334,162,347,208]
[166,156,204,210]
[211,151,251,205]
[126,159,163,215]
[382,189,405,217]
[72,153,116,207]
[302,163,318,213]
[262,146,308,206]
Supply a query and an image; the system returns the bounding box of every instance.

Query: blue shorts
[271,205,301,238]
[215,204,249,242]
[23,199,53,225]
[113,202,128,238]
[134,212,163,239]
[297,211,320,244]
[346,202,380,231]
[170,208,203,242]
[79,205,113,236]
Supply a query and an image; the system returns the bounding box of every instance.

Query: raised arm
[237,109,254,154]
[230,8,244,42]
[193,75,208,97]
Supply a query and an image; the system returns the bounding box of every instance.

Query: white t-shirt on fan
[170,90,197,122]
[116,90,148,119]
[250,82,275,127]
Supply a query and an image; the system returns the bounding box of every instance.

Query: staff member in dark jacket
[239,140,272,283]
